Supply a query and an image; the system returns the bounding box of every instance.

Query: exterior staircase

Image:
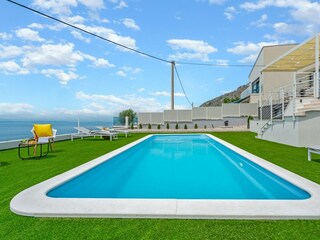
[295,98,320,116]
[258,72,319,138]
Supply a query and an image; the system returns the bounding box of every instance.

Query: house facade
[243,34,320,147]
[240,44,297,104]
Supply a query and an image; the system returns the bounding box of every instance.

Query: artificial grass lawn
[0,132,319,239]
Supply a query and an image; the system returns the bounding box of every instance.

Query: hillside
[200,83,249,107]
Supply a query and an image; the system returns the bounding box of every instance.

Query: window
[252,78,260,93]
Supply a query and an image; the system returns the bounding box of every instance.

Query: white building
[243,34,320,147]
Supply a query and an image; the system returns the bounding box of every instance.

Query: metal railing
[259,72,317,136]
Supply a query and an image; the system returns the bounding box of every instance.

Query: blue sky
[0,0,319,120]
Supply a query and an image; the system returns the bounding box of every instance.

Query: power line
[175,61,265,68]
[7,0,264,110]
[174,64,193,107]
[6,0,171,64]
[7,0,266,69]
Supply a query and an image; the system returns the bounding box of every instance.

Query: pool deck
[10,134,320,219]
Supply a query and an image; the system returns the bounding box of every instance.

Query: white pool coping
[10,134,320,219]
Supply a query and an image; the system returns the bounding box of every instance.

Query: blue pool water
[47,135,310,199]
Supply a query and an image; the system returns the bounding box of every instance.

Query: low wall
[139,117,248,130]
[252,111,320,147]
[138,103,258,125]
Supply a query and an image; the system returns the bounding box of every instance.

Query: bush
[130,123,134,130]
[247,116,254,129]
[139,123,142,129]
[184,124,187,130]
[175,123,179,129]
[194,123,198,129]
[157,124,161,130]
[166,123,169,129]
[148,124,151,129]
[204,125,207,129]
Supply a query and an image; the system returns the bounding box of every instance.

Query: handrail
[259,72,316,136]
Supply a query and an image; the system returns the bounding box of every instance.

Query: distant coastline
[0,120,112,142]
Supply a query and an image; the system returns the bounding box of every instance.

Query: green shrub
[184,124,187,130]
[157,124,161,130]
[148,123,151,129]
[130,123,134,130]
[139,123,142,129]
[194,123,198,129]
[204,125,207,129]
[175,123,179,129]
[166,123,169,129]
[247,116,254,129]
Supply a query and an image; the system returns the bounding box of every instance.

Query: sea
[0,120,113,142]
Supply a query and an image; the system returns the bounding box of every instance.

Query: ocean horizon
[0,120,113,142]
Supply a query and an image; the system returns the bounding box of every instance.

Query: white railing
[259,72,317,136]
[295,72,315,98]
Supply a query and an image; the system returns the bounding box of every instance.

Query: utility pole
[171,61,175,110]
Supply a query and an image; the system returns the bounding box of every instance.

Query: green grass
[0,132,320,239]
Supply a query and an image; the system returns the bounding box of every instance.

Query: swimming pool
[47,135,309,200]
[11,134,320,219]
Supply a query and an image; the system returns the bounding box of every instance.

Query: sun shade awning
[262,34,320,72]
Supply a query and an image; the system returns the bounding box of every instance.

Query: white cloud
[92,58,115,68]
[0,45,24,59]
[221,90,232,94]
[291,2,320,24]
[62,15,86,24]
[216,77,225,82]
[153,91,170,97]
[113,0,128,9]
[32,0,78,16]
[163,103,189,110]
[240,0,320,36]
[240,0,312,11]
[0,103,34,114]
[251,14,268,27]
[15,28,45,42]
[227,42,261,55]
[138,88,145,92]
[0,32,12,40]
[152,91,185,97]
[224,6,237,20]
[167,39,217,61]
[228,40,296,64]
[208,0,227,4]
[0,42,116,84]
[28,22,66,31]
[116,70,126,77]
[215,59,229,66]
[75,91,163,113]
[70,30,91,43]
[21,43,84,68]
[122,18,140,31]
[116,66,142,78]
[131,68,142,74]
[32,0,104,16]
[273,22,315,36]
[238,54,259,64]
[28,23,44,29]
[41,69,79,85]
[175,93,186,97]
[168,39,217,53]
[74,24,137,50]
[0,61,29,75]
[78,0,104,10]
[81,53,115,68]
